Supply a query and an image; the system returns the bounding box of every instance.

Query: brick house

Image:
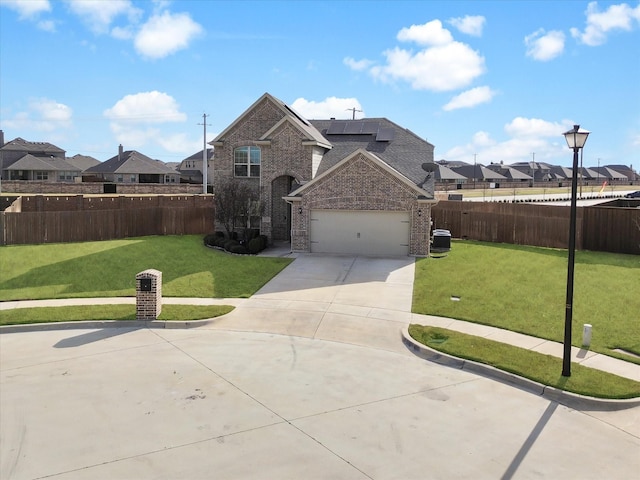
[210,93,437,256]
[0,131,81,182]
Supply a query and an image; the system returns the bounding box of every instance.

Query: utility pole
[531,152,535,187]
[198,113,211,194]
[473,153,477,189]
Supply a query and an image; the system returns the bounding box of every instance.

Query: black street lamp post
[561,124,590,377]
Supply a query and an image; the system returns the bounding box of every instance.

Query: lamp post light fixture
[561,124,590,377]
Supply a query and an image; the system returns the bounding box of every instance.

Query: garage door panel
[310,210,410,256]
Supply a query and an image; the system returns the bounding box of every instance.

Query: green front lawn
[413,241,640,363]
[0,304,235,325]
[0,235,292,301]
[408,325,640,399]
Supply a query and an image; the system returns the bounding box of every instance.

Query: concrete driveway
[1,254,639,479]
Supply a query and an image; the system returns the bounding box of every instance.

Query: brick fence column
[136,269,162,320]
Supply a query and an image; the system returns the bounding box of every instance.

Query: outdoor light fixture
[418,209,422,217]
[298,207,302,215]
[561,124,590,377]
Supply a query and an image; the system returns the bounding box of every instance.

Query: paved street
[1,254,639,479]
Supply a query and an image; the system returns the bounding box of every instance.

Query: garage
[309,210,410,256]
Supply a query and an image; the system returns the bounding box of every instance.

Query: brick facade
[289,152,431,256]
[211,93,435,256]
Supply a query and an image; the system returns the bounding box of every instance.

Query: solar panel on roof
[361,122,379,134]
[344,121,364,134]
[376,127,395,141]
[326,121,347,134]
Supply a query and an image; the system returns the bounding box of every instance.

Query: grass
[408,325,640,399]
[413,240,640,364]
[0,235,292,300]
[0,304,235,325]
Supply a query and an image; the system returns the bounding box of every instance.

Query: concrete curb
[0,318,216,334]
[401,326,640,409]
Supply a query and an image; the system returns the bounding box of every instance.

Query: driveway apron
[205,254,416,353]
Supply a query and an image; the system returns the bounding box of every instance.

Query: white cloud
[525,29,565,61]
[104,91,187,123]
[66,0,142,35]
[359,20,485,92]
[397,20,453,46]
[444,117,576,164]
[571,1,640,46]
[1,0,50,18]
[343,57,374,71]
[104,91,188,149]
[291,97,364,119]
[1,0,55,31]
[448,15,486,36]
[2,98,73,132]
[371,41,485,91]
[443,86,496,111]
[134,10,203,59]
[504,117,572,138]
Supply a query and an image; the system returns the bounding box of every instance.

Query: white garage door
[310,210,410,256]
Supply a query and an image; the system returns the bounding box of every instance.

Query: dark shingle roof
[66,154,100,171]
[309,118,434,185]
[0,137,65,154]
[6,154,80,172]
[85,150,178,175]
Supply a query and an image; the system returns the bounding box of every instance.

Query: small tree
[213,177,262,239]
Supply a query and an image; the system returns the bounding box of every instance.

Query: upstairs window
[234,146,260,177]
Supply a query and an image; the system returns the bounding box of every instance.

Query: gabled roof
[261,115,331,149]
[66,154,100,171]
[591,167,628,180]
[285,148,435,201]
[182,148,214,162]
[211,92,328,147]
[486,164,532,180]
[435,164,467,181]
[310,118,435,185]
[0,137,65,154]
[6,154,80,172]
[451,164,507,181]
[549,166,573,179]
[85,150,178,175]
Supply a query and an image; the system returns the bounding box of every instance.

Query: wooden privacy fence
[0,195,215,245]
[432,201,640,255]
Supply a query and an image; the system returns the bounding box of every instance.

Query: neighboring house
[84,145,181,184]
[451,164,507,185]
[0,131,80,182]
[210,92,436,256]
[510,161,553,182]
[434,164,467,185]
[605,164,638,183]
[591,166,629,184]
[176,148,214,185]
[486,163,532,183]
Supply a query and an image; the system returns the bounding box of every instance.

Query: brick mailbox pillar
[136,269,162,320]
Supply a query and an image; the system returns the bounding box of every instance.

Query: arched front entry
[271,175,296,241]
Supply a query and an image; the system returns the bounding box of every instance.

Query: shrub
[229,244,248,254]
[204,234,216,246]
[247,236,264,254]
[224,239,239,252]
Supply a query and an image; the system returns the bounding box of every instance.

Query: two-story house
[0,131,81,183]
[211,93,437,256]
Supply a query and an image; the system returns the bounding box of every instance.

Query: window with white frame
[234,146,260,177]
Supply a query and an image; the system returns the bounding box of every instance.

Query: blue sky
[1,0,639,168]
